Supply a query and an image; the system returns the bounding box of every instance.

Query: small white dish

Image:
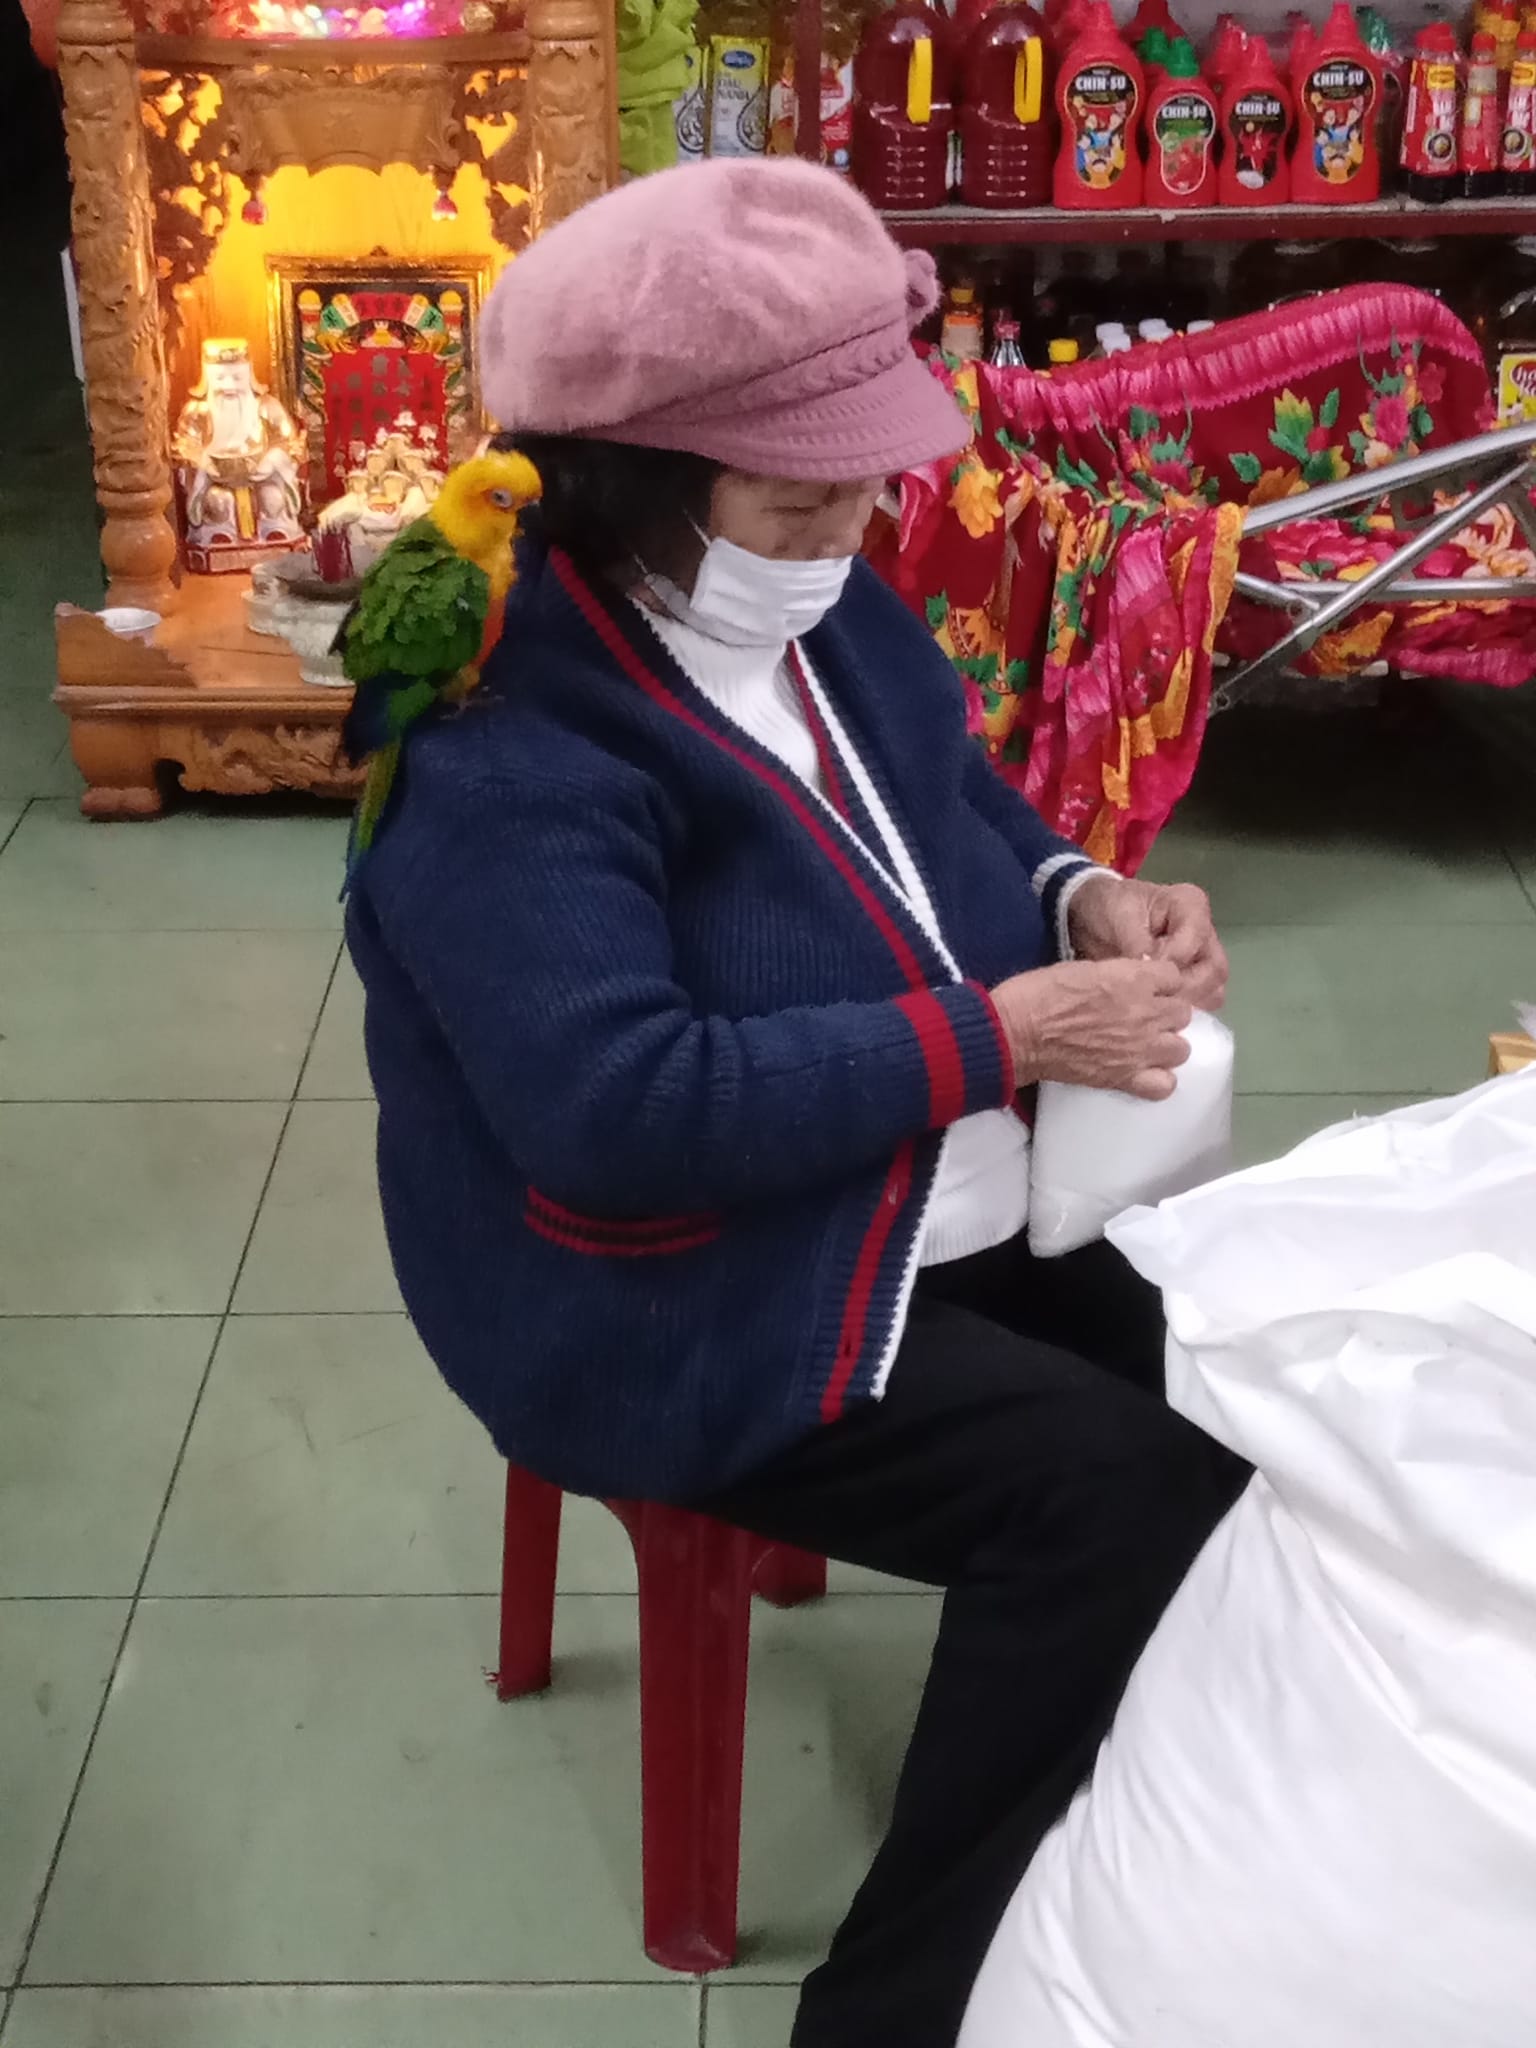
[97,607,161,643]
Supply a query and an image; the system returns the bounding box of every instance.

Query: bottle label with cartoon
[1154,91,1217,192]
[1230,87,1287,188]
[1304,59,1375,182]
[1065,64,1138,188]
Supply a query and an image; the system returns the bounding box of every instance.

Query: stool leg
[630,1504,754,1973]
[494,1466,562,1701]
[754,1543,828,1609]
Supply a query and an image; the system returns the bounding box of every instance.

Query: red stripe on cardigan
[967,979,1017,1100]
[785,645,850,821]
[525,1208,721,1259]
[551,551,930,995]
[553,552,938,1423]
[527,1187,719,1241]
[820,1141,915,1422]
[894,989,970,1129]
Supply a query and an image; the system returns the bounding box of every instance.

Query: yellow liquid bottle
[704,0,773,156]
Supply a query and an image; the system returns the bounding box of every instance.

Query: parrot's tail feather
[340,673,395,766]
[342,743,401,894]
[340,672,439,766]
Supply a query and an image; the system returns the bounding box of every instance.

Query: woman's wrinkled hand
[1066,875,1228,1012]
[991,959,1195,1102]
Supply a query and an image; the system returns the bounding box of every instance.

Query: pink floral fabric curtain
[871,284,1524,873]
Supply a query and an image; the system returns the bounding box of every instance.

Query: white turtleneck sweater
[640,605,1032,1267]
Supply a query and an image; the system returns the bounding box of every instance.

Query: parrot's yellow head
[428,450,542,584]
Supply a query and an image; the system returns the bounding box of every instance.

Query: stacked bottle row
[928,235,1536,428]
[926,244,1225,365]
[683,0,1536,210]
[1399,4,1536,201]
[849,0,1414,210]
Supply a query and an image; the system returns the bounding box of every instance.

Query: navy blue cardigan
[346,547,1093,1502]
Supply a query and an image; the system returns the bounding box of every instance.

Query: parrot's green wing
[337,520,493,891]
[337,519,491,686]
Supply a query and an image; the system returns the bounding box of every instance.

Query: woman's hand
[991,959,1195,1102]
[1066,875,1228,1012]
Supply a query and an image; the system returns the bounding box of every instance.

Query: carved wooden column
[57,0,179,614]
[525,0,616,239]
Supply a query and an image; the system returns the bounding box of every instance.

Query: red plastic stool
[493,1463,827,1973]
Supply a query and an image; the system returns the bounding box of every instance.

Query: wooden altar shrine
[50,0,617,815]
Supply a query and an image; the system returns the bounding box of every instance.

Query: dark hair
[489,431,720,589]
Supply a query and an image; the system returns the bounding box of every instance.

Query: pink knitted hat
[479,158,968,482]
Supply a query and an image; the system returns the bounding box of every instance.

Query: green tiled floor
[2,708,1531,2045]
[4,227,1536,2043]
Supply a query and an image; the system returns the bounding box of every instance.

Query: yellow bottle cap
[951,286,976,305]
[1048,338,1079,364]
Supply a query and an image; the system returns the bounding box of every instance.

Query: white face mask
[650,532,855,650]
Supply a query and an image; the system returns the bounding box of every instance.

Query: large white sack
[962,1072,1536,2048]
[1027,1010,1234,1257]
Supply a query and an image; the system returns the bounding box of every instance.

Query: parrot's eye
[487,488,515,509]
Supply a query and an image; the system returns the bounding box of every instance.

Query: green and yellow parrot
[338,446,541,876]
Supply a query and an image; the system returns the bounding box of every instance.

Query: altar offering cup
[97,607,161,643]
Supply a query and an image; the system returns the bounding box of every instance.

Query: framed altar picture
[266,256,494,514]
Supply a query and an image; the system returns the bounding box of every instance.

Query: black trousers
[695,1232,1249,2048]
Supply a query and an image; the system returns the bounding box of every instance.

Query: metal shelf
[880,196,1536,247]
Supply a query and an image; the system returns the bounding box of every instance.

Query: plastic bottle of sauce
[1206,13,1248,91]
[1218,34,1293,204]
[959,0,1055,207]
[940,280,986,358]
[1053,0,1146,207]
[1127,0,1182,57]
[1461,28,1503,196]
[1136,22,1171,77]
[1042,0,1091,53]
[1399,23,1462,204]
[1286,13,1317,98]
[1290,0,1384,203]
[947,0,993,60]
[852,0,955,208]
[767,0,862,172]
[1503,26,1536,193]
[1356,5,1405,171]
[1144,34,1219,205]
[1477,0,1522,76]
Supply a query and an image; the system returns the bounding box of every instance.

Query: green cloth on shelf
[616,0,701,177]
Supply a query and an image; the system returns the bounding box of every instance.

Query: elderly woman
[346,158,1246,2048]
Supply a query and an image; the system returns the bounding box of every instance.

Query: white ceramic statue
[174,338,306,574]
